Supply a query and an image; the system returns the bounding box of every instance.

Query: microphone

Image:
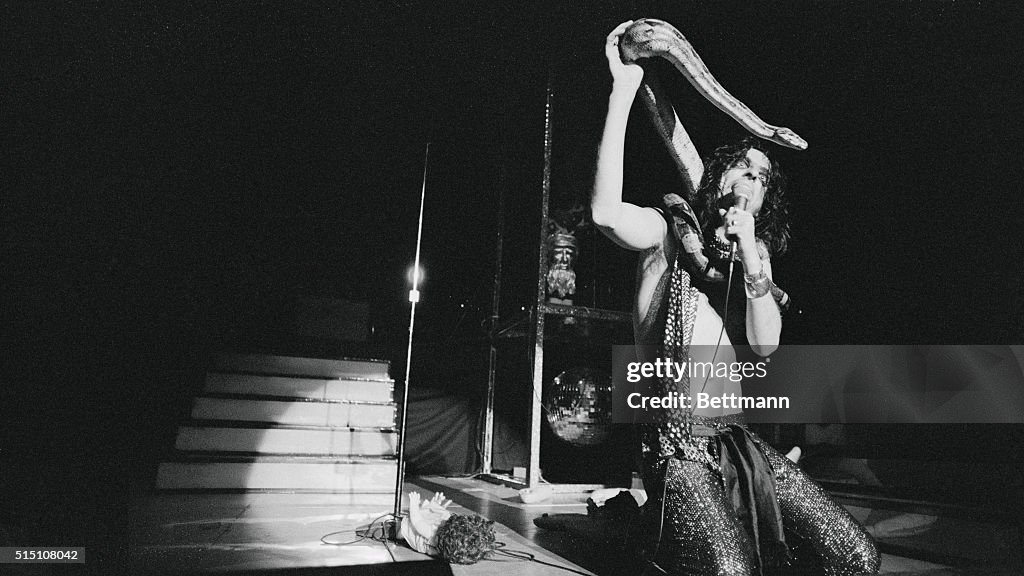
[728,194,748,261]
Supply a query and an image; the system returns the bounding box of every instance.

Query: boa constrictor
[620,18,807,160]
[619,18,803,297]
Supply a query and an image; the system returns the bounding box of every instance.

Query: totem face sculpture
[546,233,578,301]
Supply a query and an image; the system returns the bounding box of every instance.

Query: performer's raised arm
[591,21,667,251]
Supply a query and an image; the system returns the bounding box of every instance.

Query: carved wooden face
[550,246,576,269]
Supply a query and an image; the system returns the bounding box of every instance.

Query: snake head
[773,128,808,150]
[620,18,673,62]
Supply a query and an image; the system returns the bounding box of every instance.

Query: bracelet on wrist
[745,277,771,299]
[743,268,767,284]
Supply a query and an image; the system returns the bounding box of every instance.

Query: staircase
[155,353,399,493]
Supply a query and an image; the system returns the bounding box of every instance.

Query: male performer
[592,20,879,575]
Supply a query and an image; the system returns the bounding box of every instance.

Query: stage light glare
[406,264,425,286]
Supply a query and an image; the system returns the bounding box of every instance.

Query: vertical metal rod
[482,165,506,473]
[394,143,430,521]
[529,67,555,488]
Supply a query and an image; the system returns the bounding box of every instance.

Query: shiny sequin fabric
[641,420,881,575]
[636,259,880,575]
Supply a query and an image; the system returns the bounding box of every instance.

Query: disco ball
[545,367,613,446]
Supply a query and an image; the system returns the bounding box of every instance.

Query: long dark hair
[694,137,791,256]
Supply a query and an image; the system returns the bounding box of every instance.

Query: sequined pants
[644,432,880,576]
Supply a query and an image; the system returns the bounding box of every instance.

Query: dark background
[3,0,1024,572]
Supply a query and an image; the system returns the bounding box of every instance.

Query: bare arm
[745,257,781,357]
[721,205,781,356]
[591,21,666,251]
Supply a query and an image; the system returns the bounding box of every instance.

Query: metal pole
[482,165,506,473]
[529,67,555,488]
[393,143,430,522]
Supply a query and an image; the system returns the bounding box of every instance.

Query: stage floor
[128,479,594,575]
[130,476,1018,575]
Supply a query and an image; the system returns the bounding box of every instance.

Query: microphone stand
[391,143,430,537]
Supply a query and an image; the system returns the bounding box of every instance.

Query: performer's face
[718,148,770,216]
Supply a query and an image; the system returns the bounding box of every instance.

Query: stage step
[154,353,398,493]
[204,373,393,403]
[212,353,390,380]
[174,424,397,456]
[191,397,395,428]
[155,457,397,492]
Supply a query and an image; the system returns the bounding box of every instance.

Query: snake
[618,18,801,304]
[619,18,807,196]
